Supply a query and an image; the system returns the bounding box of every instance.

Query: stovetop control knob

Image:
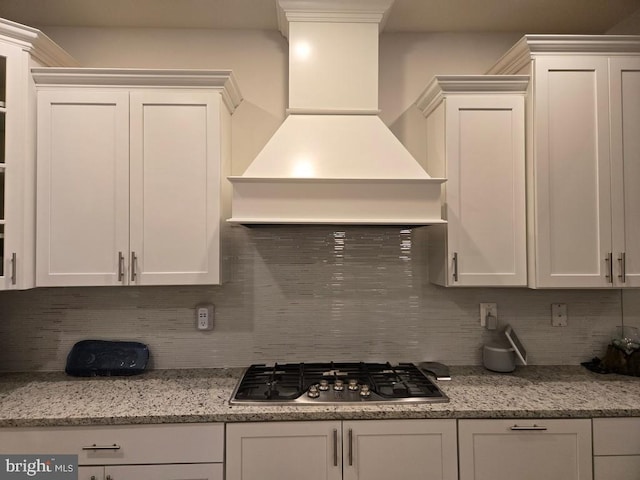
[360,384,371,397]
[318,379,330,391]
[307,384,320,398]
[333,379,344,391]
[348,379,359,391]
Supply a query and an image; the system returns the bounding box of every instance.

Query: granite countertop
[0,366,639,427]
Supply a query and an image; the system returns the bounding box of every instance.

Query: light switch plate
[551,303,568,327]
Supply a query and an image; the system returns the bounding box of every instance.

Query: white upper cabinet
[417,76,528,287]
[34,69,241,287]
[0,19,76,290]
[610,57,640,287]
[489,35,640,288]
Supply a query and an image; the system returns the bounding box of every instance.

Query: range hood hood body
[228,0,445,225]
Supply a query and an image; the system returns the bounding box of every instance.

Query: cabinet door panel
[129,91,221,285]
[343,419,457,480]
[226,421,342,480]
[594,456,640,480]
[78,466,104,480]
[446,95,526,286]
[533,57,611,287]
[105,464,223,480]
[36,90,130,286]
[610,57,640,287]
[458,419,592,480]
[1,42,37,290]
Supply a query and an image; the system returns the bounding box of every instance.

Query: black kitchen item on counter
[65,340,150,377]
[230,362,448,405]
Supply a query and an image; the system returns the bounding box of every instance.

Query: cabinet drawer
[0,423,224,465]
[594,456,640,480]
[593,418,640,455]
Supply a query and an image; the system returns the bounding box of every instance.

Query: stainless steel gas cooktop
[229,362,449,405]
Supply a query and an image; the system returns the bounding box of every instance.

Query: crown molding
[31,68,243,113]
[276,0,394,38]
[416,75,530,117]
[488,34,640,74]
[0,18,78,66]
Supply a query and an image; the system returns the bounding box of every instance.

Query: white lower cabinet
[593,417,640,480]
[225,419,458,480]
[78,464,222,480]
[0,423,224,480]
[458,419,593,480]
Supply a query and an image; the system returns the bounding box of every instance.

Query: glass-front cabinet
[0,18,76,290]
[1,53,6,280]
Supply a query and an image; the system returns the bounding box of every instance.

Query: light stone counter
[0,366,639,427]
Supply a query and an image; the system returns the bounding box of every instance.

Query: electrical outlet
[551,303,568,327]
[196,304,215,330]
[480,303,497,328]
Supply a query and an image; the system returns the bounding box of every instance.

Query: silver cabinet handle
[10,252,16,285]
[510,424,548,431]
[348,428,353,466]
[117,252,124,282]
[618,252,626,283]
[81,444,121,451]
[605,252,613,283]
[130,251,137,282]
[332,429,338,467]
[452,252,459,282]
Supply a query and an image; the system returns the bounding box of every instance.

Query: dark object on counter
[418,361,451,380]
[65,340,150,377]
[582,345,640,377]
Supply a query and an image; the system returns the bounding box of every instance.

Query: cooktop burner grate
[230,362,448,405]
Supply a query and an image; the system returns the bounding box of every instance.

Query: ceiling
[0,0,639,34]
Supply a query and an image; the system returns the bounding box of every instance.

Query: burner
[230,362,448,405]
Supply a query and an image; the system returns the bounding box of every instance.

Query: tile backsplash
[0,226,632,372]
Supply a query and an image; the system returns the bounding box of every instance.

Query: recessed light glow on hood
[227,0,446,225]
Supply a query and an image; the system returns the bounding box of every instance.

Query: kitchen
[0,0,640,479]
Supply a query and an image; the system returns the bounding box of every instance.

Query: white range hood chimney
[228,0,445,225]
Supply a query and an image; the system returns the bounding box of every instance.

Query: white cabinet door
[226,421,343,480]
[78,466,104,480]
[37,87,229,287]
[532,56,613,288]
[443,95,526,286]
[610,57,640,287]
[343,419,457,480]
[79,464,223,480]
[36,89,130,286]
[0,41,33,290]
[421,78,527,288]
[458,419,593,480]
[593,417,640,480]
[129,91,222,285]
[105,464,223,480]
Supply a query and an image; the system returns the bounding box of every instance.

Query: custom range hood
[228,0,445,225]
